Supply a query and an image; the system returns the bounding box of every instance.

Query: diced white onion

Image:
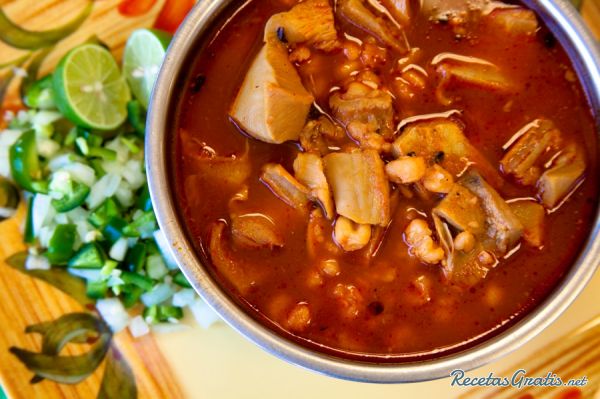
[0,129,23,147]
[107,275,125,287]
[65,207,88,223]
[115,183,134,207]
[62,162,96,187]
[87,173,121,209]
[54,213,69,225]
[38,224,55,248]
[25,254,51,270]
[128,315,150,338]
[96,298,130,333]
[109,237,129,262]
[68,268,103,281]
[31,110,62,128]
[145,254,168,279]
[122,159,145,190]
[32,194,55,237]
[189,298,221,329]
[0,154,10,179]
[48,154,79,172]
[141,283,174,307]
[105,137,129,163]
[36,137,60,159]
[153,230,178,270]
[172,288,196,307]
[0,207,16,219]
[84,230,102,243]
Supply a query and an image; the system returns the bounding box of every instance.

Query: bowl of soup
[147,0,600,382]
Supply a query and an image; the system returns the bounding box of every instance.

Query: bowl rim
[146,0,600,383]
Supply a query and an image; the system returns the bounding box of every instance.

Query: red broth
[173,0,598,358]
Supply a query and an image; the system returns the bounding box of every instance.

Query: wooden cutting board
[0,0,189,398]
[0,1,597,399]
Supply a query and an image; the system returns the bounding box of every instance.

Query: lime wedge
[53,44,131,130]
[123,29,172,109]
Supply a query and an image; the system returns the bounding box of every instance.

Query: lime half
[123,29,172,109]
[53,44,131,130]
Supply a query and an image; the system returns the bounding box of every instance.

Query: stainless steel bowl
[147,0,600,383]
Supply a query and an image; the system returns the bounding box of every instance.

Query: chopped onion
[32,194,55,237]
[68,268,103,281]
[54,214,69,226]
[189,298,221,329]
[96,298,130,333]
[87,173,121,209]
[107,275,125,287]
[36,137,60,159]
[109,237,128,262]
[128,315,150,338]
[141,283,174,306]
[0,207,16,219]
[62,162,96,187]
[146,254,168,280]
[172,288,196,307]
[0,129,23,147]
[106,137,129,163]
[115,184,134,207]
[25,254,50,270]
[31,110,62,128]
[38,224,56,248]
[49,154,82,172]
[153,230,178,270]
[121,160,146,189]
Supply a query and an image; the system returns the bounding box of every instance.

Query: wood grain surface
[0,0,597,398]
[0,0,184,398]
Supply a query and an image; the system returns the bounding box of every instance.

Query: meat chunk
[323,150,390,225]
[458,171,523,254]
[538,143,586,208]
[230,40,314,144]
[486,8,538,36]
[231,213,284,249]
[333,216,372,251]
[392,119,502,187]
[209,221,264,294]
[434,55,514,105]
[500,119,562,185]
[434,183,487,237]
[261,163,310,210]
[433,215,491,287]
[299,116,345,156]
[188,150,251,188]
[380,0,414,26]
[432,171,523,286]
[330,82,395,140]
[265,0,339,51]
[509,200,544,247]
[293,152,335,219]
[337,0,409,54]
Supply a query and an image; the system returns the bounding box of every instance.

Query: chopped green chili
[9,130,47,193]
[51,182,90,213]
[68,243,106,269]
[46,224,77,265]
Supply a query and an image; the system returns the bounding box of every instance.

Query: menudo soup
[173,0,598,358]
